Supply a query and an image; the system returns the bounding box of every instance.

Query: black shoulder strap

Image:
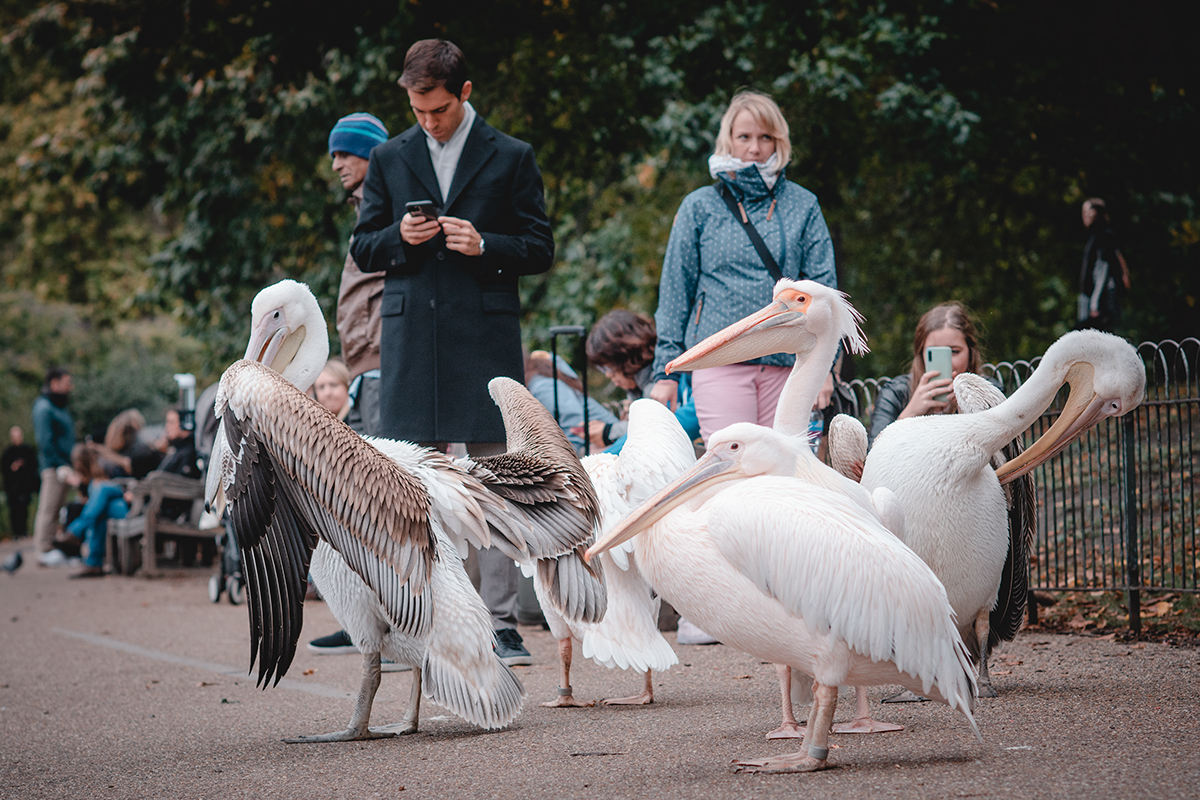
[718,183,782,282]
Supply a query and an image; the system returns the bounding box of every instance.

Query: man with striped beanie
[329,111,388,438]
[307,111,389,656]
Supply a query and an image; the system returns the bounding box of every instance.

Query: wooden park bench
[106,471,220,576]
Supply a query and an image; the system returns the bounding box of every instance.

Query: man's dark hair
[44,366,71,386]
[398,39,468,98]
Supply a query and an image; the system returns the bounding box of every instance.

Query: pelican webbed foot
[832,716,903,734]
[731,752,828,774]
[976,681,998,698]
[284,727,397,743]
[832,685,902,733]
[601,690,653,706]
[601,670,654,705]
[541,686,594,708]
[765,722,805,740]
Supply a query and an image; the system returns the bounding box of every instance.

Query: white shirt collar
[425,101,476,203]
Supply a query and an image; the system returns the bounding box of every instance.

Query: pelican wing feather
[704,477,977,712]
[214,360,437,684]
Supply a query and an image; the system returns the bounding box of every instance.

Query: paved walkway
[1,539,1197,800]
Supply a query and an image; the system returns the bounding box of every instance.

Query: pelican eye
[729,443,740,451]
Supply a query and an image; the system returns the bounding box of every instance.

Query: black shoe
[494,628,532,666]
[307,629,358,655]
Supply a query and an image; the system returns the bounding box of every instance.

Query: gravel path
[2,540,1197,800]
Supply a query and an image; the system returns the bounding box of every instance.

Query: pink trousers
[691,363,792,445]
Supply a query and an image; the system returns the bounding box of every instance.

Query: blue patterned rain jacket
[651,165,836,382]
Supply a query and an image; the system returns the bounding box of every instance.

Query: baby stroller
[194,381,246,605]
[208,516,245,605]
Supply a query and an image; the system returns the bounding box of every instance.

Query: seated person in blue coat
[64,442,130,579]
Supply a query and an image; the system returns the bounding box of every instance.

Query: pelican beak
[585,449,742,562]
[667,300,807,375]
[244,309,305,374]
[995,362,1118,484]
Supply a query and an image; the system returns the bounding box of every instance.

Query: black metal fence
[841,338,1200,632]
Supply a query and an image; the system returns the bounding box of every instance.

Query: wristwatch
[478,237,486,255]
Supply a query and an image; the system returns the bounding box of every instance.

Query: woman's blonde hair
[714,90,792,168]
[320,358,351,389]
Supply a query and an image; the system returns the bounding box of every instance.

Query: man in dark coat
[350,39,554,666]
[351,41,553,446]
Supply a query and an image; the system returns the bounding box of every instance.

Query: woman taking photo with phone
[868,302,989,446]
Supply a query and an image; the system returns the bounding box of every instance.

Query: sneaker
[307,629,358,655]
[37,549,66,567]
[493,628,532,666]
[380,658,412,673]
[676,617,719,645]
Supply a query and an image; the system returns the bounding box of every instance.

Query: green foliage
[0,0,1195,415]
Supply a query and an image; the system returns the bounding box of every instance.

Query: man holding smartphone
[350,39,554,666]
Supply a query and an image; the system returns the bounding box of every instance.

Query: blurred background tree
[1,0,1195,432]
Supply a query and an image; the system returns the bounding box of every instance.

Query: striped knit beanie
[328,112,389,160]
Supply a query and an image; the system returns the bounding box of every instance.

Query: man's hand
[439,216,484,256]
[650,379,678,411]
[400,212,441,246]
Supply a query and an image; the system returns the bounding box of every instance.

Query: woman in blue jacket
[650,90,838,444]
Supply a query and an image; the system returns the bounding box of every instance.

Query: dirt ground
[1,539,1197,800]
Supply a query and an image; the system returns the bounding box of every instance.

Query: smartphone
[405,200,440,221]
[924,346,953,402]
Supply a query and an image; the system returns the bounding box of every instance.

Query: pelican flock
[664,278,1145,701]
[207,280,605,741]
[204,275,1145,779]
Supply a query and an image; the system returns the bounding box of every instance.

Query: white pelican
[534,398,693,707]
[586,423,980,774]
[860,329,1144,694]
[207,280,605,741]
[665,279,903,736]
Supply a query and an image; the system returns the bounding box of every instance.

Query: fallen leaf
[302,668,315,676]
[197,681,215,687]
[1098,633,1117,641]
[993,670,1014,676]
[1131,643,1145,650]
[1143,601,1173,618]
[732,674,752,680]
[1067,613,1089,629]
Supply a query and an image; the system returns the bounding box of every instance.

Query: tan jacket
[336,185,383,378]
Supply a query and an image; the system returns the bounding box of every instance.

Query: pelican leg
[541,638,594,708]
[602,669,655,705]
[831,686,903,734]
[734,682,837,774]
[975,609,998,698]
[375,664,423,735]
[285,652,397,743]
[766,664,806,739]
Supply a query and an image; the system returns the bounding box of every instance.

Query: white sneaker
[37,549,66,567]
[676,617,719,645]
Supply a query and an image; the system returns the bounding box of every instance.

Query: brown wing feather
[223,360,435,589]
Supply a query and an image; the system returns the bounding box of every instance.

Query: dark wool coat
[351,116,554,443]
